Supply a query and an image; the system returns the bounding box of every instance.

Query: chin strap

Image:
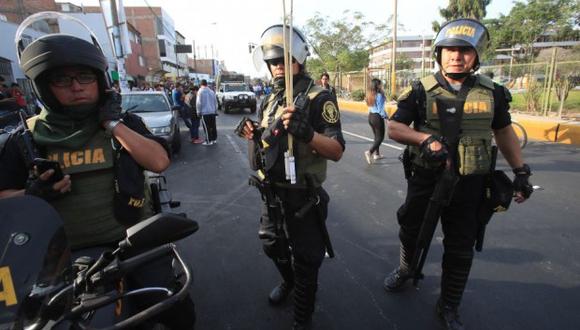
[443,70,471,80]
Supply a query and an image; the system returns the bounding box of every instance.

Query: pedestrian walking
[364,78,387,164]
[184,85,203,144]
[196,79,218,145]
[239,24,345,330]
[383,18,533,330]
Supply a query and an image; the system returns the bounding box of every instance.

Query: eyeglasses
[267,58,296,67]
[49,73,98,87]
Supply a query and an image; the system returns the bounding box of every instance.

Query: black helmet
[252,24,310,72]
[433,18,489,71]
[19,34,110,110]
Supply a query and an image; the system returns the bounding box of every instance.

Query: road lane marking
[226,134,242,153]
[342,130,404,151]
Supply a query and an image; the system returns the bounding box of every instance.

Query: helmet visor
[252,25,309,71]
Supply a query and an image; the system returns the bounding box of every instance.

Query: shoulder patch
[321,101,340,124]
[397,86,413,102]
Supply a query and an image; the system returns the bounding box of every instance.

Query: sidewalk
[337,99,580,146]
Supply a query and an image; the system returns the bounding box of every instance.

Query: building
[174,30,189,79]
[123,6,177,82]
[188,58,220,80]
[0,0,58,32]
[368,35,434,77]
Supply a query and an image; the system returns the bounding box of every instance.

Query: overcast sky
[67,0,516,77]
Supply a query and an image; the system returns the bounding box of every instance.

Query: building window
[156,17,165,35]
[158,40,166,57]
[139,56,145,67]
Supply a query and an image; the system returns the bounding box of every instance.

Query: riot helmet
[433,18,489,72]
[16,12,110,111]
[252,24,310,73]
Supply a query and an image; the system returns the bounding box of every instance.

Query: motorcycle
[0,195,198,329]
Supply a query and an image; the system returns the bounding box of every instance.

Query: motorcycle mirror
[118,213,199,251]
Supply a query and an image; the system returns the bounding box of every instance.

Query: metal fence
[327,48,580,118]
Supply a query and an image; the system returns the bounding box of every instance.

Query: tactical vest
[409,74,495,176]
[260,83,327,187]
[28,117,150,250]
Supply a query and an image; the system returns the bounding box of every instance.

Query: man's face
[321,75,329,86]
[440,46,477,74]
[268,57,300,79]
[48,66,99,107]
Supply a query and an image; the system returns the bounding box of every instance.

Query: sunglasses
[49,73,98,87]
[267,58,296,66]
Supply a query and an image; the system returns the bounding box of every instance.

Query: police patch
[397,86,412,102]
[322,101,339,124]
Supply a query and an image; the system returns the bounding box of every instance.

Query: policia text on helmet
[433,18,490,81]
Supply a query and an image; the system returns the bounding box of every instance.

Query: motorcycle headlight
[150,126,172,135]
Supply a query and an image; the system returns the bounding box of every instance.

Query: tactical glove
[286,110,314,143]
[512,164,533,199]
[419,135,448,162]
[99,90,123,124]
[25,174,64,201]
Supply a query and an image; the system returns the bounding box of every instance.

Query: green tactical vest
[260,84,327,187]
[409,74,495,176]
[28,118,153,250]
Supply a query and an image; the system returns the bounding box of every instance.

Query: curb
[338,99,580,146]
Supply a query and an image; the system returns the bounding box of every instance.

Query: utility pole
[101,0,131,92]
[390,0,398,97]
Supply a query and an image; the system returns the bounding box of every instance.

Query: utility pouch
[457,136,491,176]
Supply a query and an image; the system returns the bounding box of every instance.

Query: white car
[217,83,257,114]
[121,91,181,155]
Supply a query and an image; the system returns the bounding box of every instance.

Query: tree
[303,10,389,79]
[489,0,580,60]
[432,0,491,32]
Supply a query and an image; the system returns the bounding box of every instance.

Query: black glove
[512,164,533,199]
[286,110,314,143]
[99,90,123,124]
[419,135,448,162]
[25,174,63,201]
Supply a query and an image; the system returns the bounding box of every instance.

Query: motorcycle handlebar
[46,244,192,330]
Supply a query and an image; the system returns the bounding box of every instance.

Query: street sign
[175,44,193,53]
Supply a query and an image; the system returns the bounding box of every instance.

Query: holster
[400,147,413,180]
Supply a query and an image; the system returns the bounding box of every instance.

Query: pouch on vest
[113,148,146,227]
[457,135,492,176]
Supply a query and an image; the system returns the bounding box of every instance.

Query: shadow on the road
[475,247,544,264]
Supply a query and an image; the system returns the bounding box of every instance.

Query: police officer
[0,33,195,328]
[383,18,533,330]
[240,25,345,329]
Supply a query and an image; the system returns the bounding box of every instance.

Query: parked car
[121,91,181,155]
[216,83,257,114]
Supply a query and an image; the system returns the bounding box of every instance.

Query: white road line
[226,134,242,153]
[342,130,404,151]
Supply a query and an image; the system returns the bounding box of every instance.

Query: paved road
[166,107,580,330]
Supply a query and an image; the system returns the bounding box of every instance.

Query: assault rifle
[410,97,463,286]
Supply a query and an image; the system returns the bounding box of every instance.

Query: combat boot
[383,267,412,292]
[436,299,465,330]
[269,259,295,305]
[268,281,294,305]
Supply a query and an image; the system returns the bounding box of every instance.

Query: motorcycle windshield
[0,196,71,328]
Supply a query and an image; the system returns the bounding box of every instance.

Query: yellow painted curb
[338,99,580,146]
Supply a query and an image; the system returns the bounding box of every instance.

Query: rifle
[410,97,463,286]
